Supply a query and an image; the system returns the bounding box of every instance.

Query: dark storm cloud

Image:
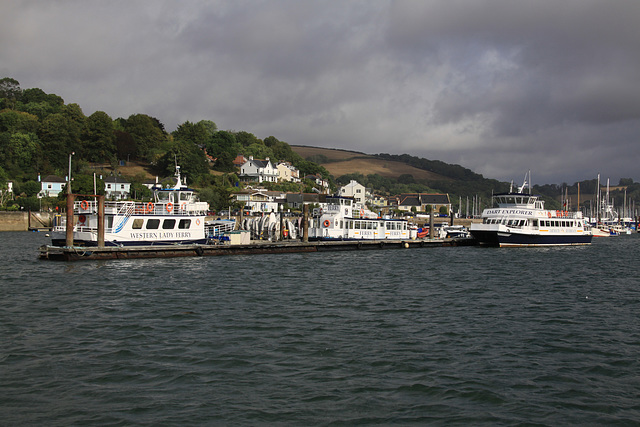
[1,0,639,184]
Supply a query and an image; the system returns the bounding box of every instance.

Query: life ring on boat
[78,214,86,224]
[146,202,154,213]
[166,202,174,213]
[323,220,330,228]
[195,218,200,226]
[548,212,551,218]
[181,202,187,210]
[360,209,365,217]
[80,200,89,210]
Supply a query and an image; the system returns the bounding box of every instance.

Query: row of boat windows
[540,220,583,228]
[131,218,192,230]
[347,221,407,230]
[316,220,407,230]
[483,218,583,228]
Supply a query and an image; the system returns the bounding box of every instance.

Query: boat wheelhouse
[470,177,592,247]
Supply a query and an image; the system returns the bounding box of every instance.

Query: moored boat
[51,166,225,247]
[470,175,592,247]
[308,196,412,241]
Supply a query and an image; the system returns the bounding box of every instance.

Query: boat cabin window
[132,219,144,229]
[163,219,176,229]
[179,219,191,229]
[146,219,160,229]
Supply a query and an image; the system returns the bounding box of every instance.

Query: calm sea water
[1,231,639,426]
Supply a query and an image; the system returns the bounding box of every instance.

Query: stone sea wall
[0,211,55,231]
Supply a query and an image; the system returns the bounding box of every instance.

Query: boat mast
[597,174,601,223]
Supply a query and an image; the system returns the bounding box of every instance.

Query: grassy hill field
[291,145,452,181]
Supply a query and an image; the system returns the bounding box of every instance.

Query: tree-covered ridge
[0,77,333,211]
[2,77,638,214]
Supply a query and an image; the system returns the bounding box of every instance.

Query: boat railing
[73,200,208,216]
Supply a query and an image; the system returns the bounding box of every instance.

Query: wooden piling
[97,195,105,247]
[65,193,75,247]
[302,204,309,242]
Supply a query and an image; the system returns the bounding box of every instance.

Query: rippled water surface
[2,232,640,425]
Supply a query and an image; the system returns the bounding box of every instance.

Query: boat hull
[51,237,209,247]
[471,229,592,247]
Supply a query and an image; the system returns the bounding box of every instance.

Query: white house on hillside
[104,175,131,200]
[339,180,366,204]
[240,157,278,183]
[38,175,67,198]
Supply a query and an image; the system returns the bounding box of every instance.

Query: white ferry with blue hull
[51,166,220,247]
[470,177,592,247]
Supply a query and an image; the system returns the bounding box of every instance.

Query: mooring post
[97,195,105,247]
[66,193,75,247]
[302,203,309,242]
[279,206,284,241]
[429,205,434,239]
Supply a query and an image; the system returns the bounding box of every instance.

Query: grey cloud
[1,0,639,184]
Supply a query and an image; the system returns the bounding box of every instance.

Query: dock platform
[39,238,476,261]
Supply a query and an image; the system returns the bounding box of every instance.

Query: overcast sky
[2,0,639,185]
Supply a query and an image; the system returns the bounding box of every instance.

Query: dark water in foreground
[1,232,639,426]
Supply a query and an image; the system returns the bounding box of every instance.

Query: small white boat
[437,223,471,239]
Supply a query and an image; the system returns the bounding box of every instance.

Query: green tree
[123,114,168,161]
[198,120,217,137]
[60,103,85,154]
[172,120,215,148]
[235,131,262,148]
[198,186,232,211]
[0,110,39,133]
[130,182,152,200]
[21,180,41,197]
[114,130,136,161]
[6,132,41,169]
[244,143,274,161]
[0,77,21,109]
[156,139,208,183]
[39,113,74,169]
[19,88,64,119]
[60,174,105,197]
[82,111,116,163]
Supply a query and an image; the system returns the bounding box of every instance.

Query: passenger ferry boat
[470,177,593,247]
[51,166,230,247]
[308,196,411,241]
